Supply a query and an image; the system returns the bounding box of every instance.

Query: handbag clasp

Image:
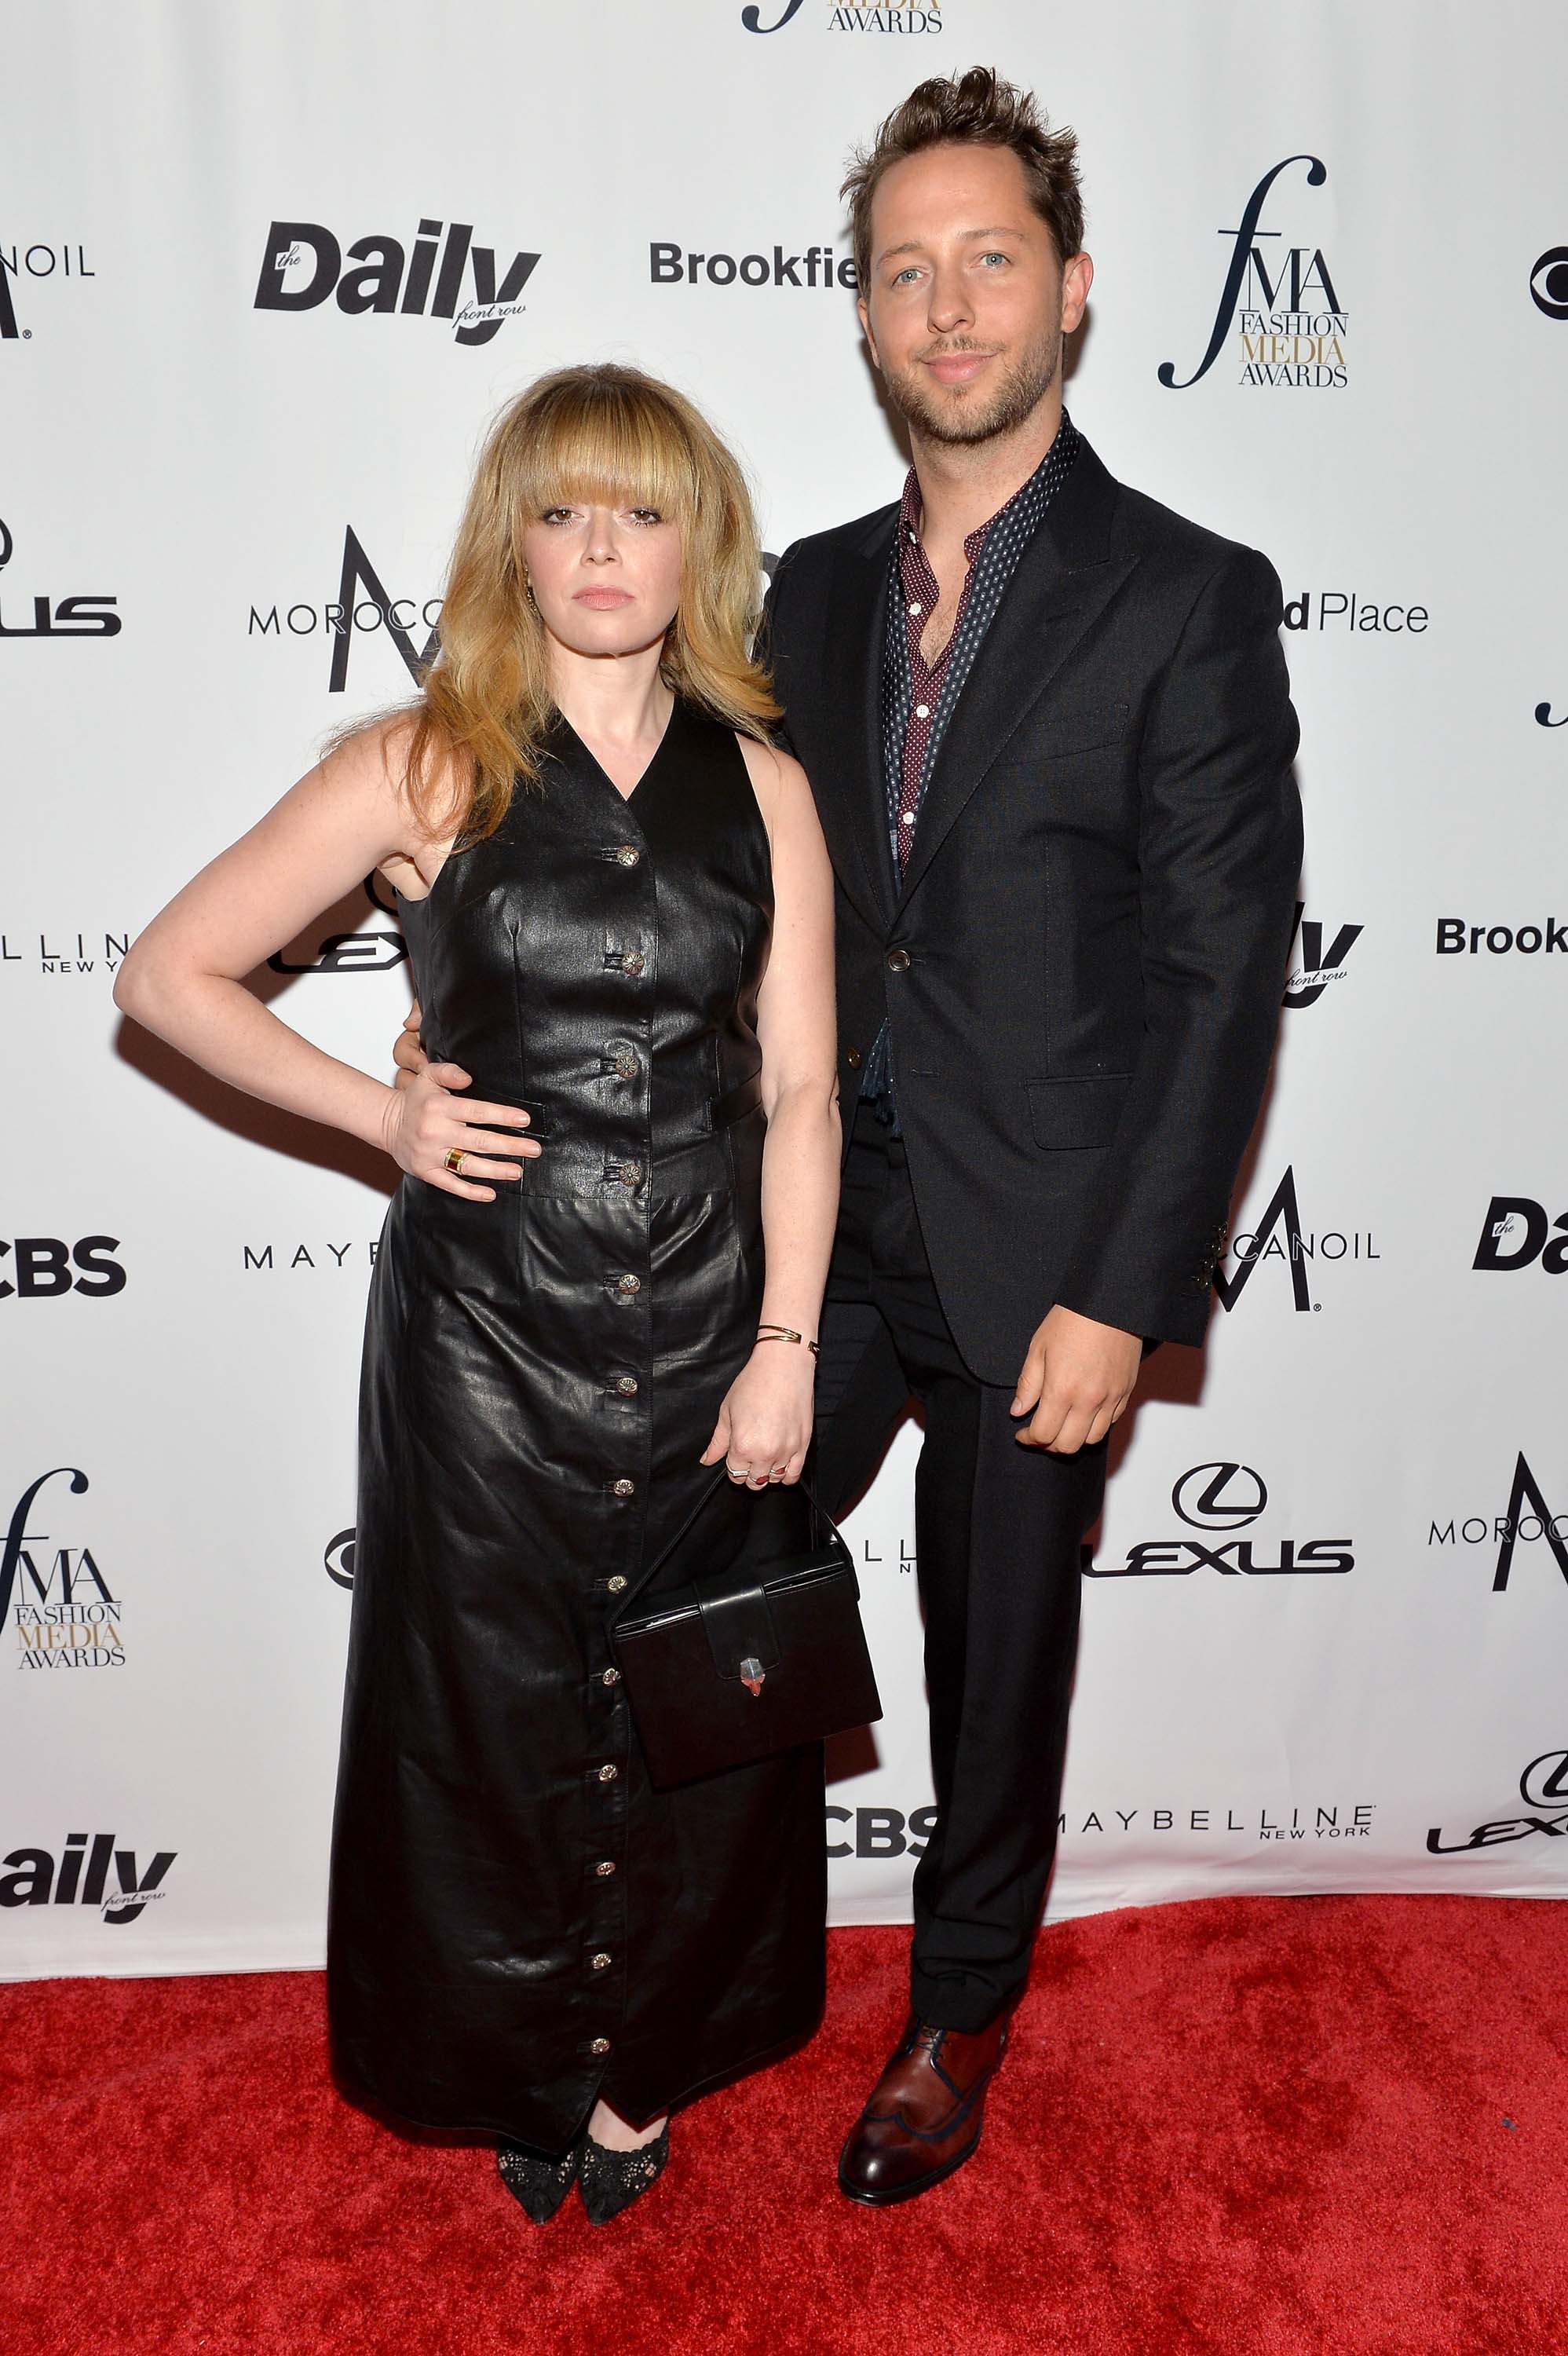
[739,1655,766,1697]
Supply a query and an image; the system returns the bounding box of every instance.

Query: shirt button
[595,1860,616,1878]
[614,1374,639,1396]
[597,1764,618,1782]
[601,1667,622,1686]
[615,845,640,866]
[901,811,916,825]
[622,950,645,975]
[606,1575,627,1595]
[908,602,922,616]
[886,947,912,972]
[590,2036,612,2054]
[846,1048,862,1070]
[612,1047,638,1079]
[616,1273,641,1294]
[915,704,930,719]
[590,1952,612,1971]
[620,1162,642,1189]
[611,1477,636,1498]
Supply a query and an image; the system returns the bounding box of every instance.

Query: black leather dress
[326,699,826,2151]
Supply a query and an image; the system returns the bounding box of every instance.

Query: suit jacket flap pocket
[1033,699,1131,756]
[1028,1074,1131,1149]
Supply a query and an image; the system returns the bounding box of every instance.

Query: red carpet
[7,1896,1566,2356]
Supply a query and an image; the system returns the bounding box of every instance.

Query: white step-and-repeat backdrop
[6,1,1566,1975]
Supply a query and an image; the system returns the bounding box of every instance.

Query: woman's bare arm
[112,722,539,1198]
[700,736,839,1485]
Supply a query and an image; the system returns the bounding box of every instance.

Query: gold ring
[444,1147,466,1175]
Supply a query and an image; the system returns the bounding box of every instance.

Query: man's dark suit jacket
[763,430,1303,1385]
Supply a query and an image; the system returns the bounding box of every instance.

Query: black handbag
[611,1470,883,1789]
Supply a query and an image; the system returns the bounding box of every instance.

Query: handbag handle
[613,1468,850,1623]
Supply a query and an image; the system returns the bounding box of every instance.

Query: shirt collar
[897,408,1079,558]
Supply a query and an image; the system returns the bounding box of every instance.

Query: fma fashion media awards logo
[254,217,539,347]
[1160,155,1345,391]
[0,234,93,342]
[741,0,942,31]
[4,1468,126,1672]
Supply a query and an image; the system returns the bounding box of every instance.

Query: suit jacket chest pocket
[1032,698,1131,759]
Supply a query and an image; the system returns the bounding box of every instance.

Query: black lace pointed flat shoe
[495,2133,583,2223]
[577,2124,671,2224]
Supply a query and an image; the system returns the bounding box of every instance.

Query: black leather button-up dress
[326,700,827,2152]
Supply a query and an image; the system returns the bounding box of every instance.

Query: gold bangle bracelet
[755,1324,821,1358]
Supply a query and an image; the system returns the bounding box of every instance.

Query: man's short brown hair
[842,66,1084,288]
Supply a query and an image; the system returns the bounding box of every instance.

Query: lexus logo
[1520,1749,1568,1809]
[324,1528,356,1588]
[1172,1463,1268,1531]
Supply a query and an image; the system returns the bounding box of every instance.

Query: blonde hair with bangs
[392,363,780,845]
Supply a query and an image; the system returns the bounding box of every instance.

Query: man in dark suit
[768,68,1303,2206]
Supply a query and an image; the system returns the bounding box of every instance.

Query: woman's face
[521,496,683,662]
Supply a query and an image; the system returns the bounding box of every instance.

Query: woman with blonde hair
[114,364,839,2221]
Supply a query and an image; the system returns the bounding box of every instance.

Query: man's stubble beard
[879,316,1064,448]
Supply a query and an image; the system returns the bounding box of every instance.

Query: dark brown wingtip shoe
[836,2012,1010,2207]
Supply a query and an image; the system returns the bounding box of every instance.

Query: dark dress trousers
[766,432,1303,2028]
[328,702,825,2152]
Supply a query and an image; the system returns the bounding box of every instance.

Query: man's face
[857,141,1091,448]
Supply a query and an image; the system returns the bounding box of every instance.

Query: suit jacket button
[886,948,911,972]
[846,1048,862,1069]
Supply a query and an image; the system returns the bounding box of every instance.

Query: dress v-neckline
[560,698,681,807]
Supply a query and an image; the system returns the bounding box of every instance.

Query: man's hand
[1011,1305,1142,1454]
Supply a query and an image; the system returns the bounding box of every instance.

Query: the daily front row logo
[1427,1748,1568,1856]
[0,1836,174,1922]
[254,218,539,347]
[1283,905,1361,1010]
[1160,155,1345,391]
[4,1468,125,1670]
[1087,1461,1354,1579]
[1473,1198,1568,1277]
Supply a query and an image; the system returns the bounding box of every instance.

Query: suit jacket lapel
[813,511,897,933]
[894,438,1136,913]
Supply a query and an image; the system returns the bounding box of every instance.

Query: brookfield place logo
[1159,155,1345,391]
[254,218,539,346]
[1087,1460,1354,1579]
[1427,1747,1568,1856]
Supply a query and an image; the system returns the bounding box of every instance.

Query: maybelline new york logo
[0,237,93,342]
[1214,1166,1378,1313]
[1087,1461,1354,1579]
[254,218,539,346]
[1429,1454,1567,1593]
[0,517,119,640]
[1427,1748,1568,1856]
[4,1467,124,1670]
[1160,155,1345,390]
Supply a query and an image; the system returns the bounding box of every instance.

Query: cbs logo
[0,1237,126,1299]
